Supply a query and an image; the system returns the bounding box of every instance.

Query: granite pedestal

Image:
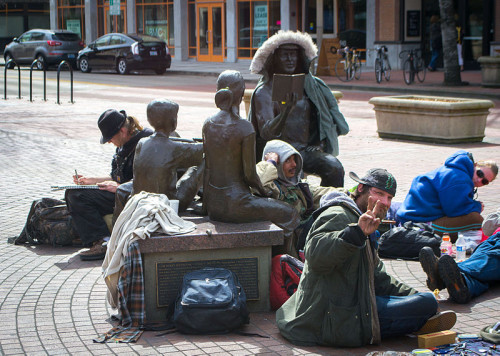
[137,215,283,322]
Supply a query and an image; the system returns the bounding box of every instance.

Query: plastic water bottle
[440,234,453,256]
[455,233,467,262]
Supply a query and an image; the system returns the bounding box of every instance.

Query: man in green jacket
[276,168,456,347]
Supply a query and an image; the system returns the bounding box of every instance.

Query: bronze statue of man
[248,31,349,187]
[202,70,299,255]
[132,99,204,212]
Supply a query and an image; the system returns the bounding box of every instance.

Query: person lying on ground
[276,168,456,347]
[397,150,497,242]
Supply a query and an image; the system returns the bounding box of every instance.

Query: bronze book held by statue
[271,73,305,103]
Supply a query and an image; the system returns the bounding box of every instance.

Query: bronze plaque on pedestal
[156,257,259,307]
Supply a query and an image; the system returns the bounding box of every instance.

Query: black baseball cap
[98,109,127,144]
[349,168,397,196]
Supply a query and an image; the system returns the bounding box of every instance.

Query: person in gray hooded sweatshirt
[256,139,336,222]
[255,140,338,256]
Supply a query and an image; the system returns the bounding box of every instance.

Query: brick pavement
[1,65,500,355]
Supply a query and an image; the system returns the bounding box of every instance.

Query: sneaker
[419,246,445,291]
[79,239,107,261]
[438,254,471,304]
[415,310,457,335]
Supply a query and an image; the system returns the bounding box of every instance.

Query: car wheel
[154,67,166,75]
[79,57,91,73]
[35,54,46,70]
[4,53,14,69]
[117,58,129,75]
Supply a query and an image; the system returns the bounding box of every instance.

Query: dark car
[3,29,84,70]
[77,33,171,75]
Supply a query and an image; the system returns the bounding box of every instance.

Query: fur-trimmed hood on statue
[247,31,349,157]
[250,31,317,80]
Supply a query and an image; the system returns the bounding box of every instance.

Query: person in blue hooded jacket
[397,150,497,242]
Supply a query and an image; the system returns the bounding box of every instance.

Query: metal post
[30,60,48,102]
[3,60,21,100]
[56,60,74,104]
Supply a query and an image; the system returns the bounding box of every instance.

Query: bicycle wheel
[354,57,361,80]
[403,59,413,85]
[335,58,350,82]
[416,57,426,83]
[374,58,383,83]
[383,59,391,81]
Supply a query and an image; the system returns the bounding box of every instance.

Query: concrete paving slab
[0,66,499,355]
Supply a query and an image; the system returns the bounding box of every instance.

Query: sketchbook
[272,73,305,103]
[51,185,100,191]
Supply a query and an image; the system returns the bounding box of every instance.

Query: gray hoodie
[262,139,303,187]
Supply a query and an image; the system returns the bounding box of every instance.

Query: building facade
[1,0,498,70]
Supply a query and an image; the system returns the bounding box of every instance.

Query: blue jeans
[429,48,439,70]
[377,292,438,338]
[458,232,500,298]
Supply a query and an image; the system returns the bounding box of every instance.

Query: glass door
[104,5,126,34]
[197,3,224,62]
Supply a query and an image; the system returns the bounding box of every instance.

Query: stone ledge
[138,214,283,253]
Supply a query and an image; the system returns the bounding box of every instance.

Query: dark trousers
[300,149,345,187]
[65,188,115,246]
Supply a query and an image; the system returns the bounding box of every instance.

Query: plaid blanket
[94,241,145,343]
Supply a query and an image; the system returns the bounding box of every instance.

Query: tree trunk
[438,0,464,85]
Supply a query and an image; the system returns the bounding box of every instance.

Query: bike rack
[29,59,47,102]
[3,59,21,100]
[56,60,74,104]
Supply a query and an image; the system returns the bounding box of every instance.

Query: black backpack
[9,197,79,246]
[172,267,249,334]
[378,221,442,260]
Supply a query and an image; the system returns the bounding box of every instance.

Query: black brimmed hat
[98,109,127,144]
[349,168,397,196]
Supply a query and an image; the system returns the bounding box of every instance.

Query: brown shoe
[419,246,445,291]
[415,310,457,335]
[79,239,107,261]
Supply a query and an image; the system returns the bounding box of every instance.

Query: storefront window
[338,0,366,49]
[136,0,174,55]
[188,1,196,57]
[58,0,85,40]
[237,0,280,59]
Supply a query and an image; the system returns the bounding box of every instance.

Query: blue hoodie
[397,150,481,223]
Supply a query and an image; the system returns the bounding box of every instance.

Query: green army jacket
[276,203,417,347]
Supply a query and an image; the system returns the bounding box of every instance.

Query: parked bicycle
[373,45,391,83]
[335,46,361,82]
[399,48,426,85]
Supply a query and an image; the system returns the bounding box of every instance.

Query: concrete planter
[478,56,500,88]
[369,95,494,143]
[243,88,343,117]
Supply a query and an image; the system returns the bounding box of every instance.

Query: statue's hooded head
[249,31,317,81]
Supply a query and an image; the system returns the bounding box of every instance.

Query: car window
[31,32,46,41]
[95,36,110,47]
[53,33,80,41]
[109,35,126,46]
[19,33,32,42]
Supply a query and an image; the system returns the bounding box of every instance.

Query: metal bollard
[29,59,47,102]
[3,59,21,100]
[56,60,74,104]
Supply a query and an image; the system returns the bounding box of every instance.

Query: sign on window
[110,0,121,16]
[66,19,81,37]
[253,4,268,47]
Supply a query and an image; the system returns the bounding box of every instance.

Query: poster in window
[66,19,81,38]
[253,4,268,47]
[110,0,121,16]
[146,19,168,41]
[407,10,420,37]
